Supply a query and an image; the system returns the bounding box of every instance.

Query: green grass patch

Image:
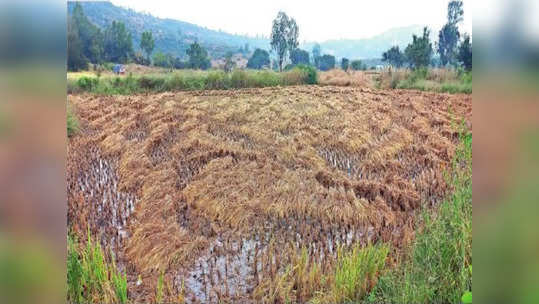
[67,107,78,137]
[67,67,318,95]
[67,230,128,304]
[387,68,472,94]
[330,243,389,303]
[372,129,472,303]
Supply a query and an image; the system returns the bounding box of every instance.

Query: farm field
[67,85,471,303]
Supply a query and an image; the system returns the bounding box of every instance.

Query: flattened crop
[67,86,471,302]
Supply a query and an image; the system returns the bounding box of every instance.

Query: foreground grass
[67,66,317,95]
[67,231,127,304]
[371,130,472,303]
[254,243,389,304]
[67,106,78,137]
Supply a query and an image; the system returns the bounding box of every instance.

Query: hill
[68,1,434,61]
[67,1,269,59]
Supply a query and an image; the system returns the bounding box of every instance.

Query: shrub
[293,64,318,84]
[77,76,98,90]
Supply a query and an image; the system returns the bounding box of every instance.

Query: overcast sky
[109,0,472,42]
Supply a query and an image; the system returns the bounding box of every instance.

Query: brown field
[68,85,471,303]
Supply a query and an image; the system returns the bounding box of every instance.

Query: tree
[405,27,433,69]
[224,52,236,72]
[290,48,310,65]
[247,48,270,69]
[140,31,155,64]
[270,11,299,71]
[458,34,472,70]
[350,60,366,71]
[341,58,349,71]
[71,3,103,64]
[382,46,405,67]
[186,42,211,70]
[153,52,172,68]
[67,17,88,71]
[319,54,335,71]
[437,0,463,66]
[104,21,134,63]
[312,43,321,68]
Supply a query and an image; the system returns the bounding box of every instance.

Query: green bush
[294,64,318,84]
[77,76,98,90]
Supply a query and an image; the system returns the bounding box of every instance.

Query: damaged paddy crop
[67,85,471,303]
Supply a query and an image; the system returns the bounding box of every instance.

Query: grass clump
[379,68,472,94]
[372,130,472,303]
[67,231,128,304]
[67,68,318,95]
[67,107,78,137]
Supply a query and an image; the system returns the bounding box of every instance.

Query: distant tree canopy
[270,11,299,72]
[437,0,463,66]
[140,31,155,64]
[341,58,349,71]
[350,60,366,71]
[104,21,134,64]
[187,42,211,70]
[319,54,335,71]
[382,46,405,68]
[312,43,321,68]
[405,27,433,69]
[153,52,173,68]
[247,48,270,69]
[224,51,236,72]
[290,48,310,66]
[458,34,472,70]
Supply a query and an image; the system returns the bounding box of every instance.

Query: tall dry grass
[318,69,373,87]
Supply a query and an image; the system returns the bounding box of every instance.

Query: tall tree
[458,34,472,70]
[290,48,310,66]
[341,58,349,71]
[186,42,211,70]
[104,21,133,63]
[247,49,270,69]
[71,3,103,64]
[312,43,321,68]
[405,27,433,69]
[270,11,299,72]
[67,17,88,71]
[140,31,155,64]
[319,54,335,71]
[224,51,236,72]
[437,0,464,66]
[382,46,406,67]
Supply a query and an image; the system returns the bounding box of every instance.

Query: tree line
[381,0,472,70]
[68,3,211,71]
[69,1,472,73]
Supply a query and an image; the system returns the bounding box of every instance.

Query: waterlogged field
[67,85,471,303]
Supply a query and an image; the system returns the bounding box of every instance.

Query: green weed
[372,130,472,303]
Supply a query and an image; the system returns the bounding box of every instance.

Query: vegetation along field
[68,85,471,303]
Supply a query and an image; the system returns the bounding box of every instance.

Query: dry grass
[318,69,374,87]
[67,85,471,302]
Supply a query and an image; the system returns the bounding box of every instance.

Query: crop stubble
[67,85,471,302]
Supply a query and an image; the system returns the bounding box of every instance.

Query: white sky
[109,0,473,42]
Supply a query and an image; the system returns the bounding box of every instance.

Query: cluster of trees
[68,3,212,71]
[381,0,472,70]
